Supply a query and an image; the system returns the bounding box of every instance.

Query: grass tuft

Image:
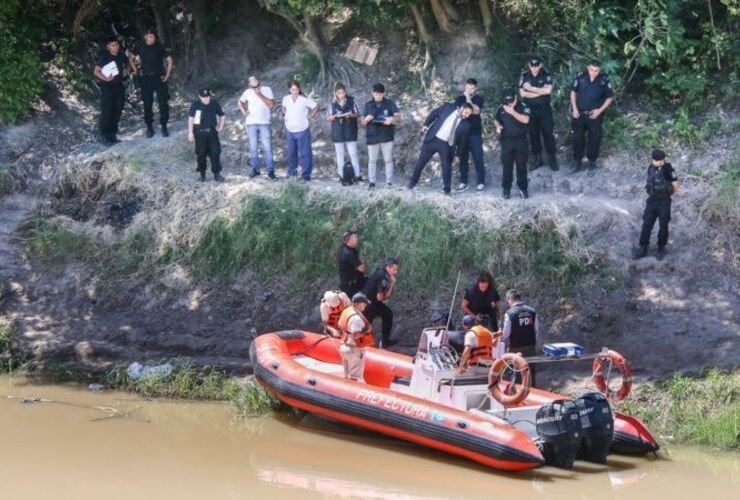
[20,219,91,265]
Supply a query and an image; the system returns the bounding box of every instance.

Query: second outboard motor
[535,400,582,469]
[575,392,614,463]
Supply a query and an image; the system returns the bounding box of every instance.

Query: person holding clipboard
[93,36,128,146]
[327,83,361,185]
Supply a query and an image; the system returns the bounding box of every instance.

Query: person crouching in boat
[338,293,375,382]
[320,289,351,338]
[457,315,502,375]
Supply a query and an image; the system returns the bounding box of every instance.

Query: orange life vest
[322,292,348,330]
[338,306,374,348]
[468,325,493,365]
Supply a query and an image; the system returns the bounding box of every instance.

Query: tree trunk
[151,0,171,45]
[479,0,493,36]
[302,12,329,79]
[410,3,435,91]
[429,0,453,33]
[72,0,99,41]
[441,0,461,22]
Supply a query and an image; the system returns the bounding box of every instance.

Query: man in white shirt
[407,102,473,195]
[281,80,319,181]
[238,75,276,180]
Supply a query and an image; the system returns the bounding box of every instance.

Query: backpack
[341,162,354,186]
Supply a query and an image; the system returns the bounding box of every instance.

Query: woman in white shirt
[281,80,319,181]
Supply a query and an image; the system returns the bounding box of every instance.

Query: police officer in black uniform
[188,89,225,182]
[129,28,173,139]
[362,257,400,348]
[494,90,531,199]
[519,57,558,171]
[569,60,614,174]
[93,36,128,146]
[634,149,679,261]
[338,230,367,297]
[502,289,541,385]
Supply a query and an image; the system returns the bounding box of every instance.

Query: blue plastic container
[542,342,584,357]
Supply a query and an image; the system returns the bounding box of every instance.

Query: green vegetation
[0,167,14,196]
[705,153,740,235]
[622,369,739,450]
[21,219,92,265]
[190,183,596,297]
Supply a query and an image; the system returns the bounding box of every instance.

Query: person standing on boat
[461,271,504,331]
[458,315,502,374]
[362,257,400,348]
[320,289,351,338]
[338,230,367,297]
[338,293,374,382]
[502,289,541,385]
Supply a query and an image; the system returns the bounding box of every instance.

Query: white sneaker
[476,184,485,191]
[457,183,468,192]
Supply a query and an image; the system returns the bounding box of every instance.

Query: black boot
[632,245,648,260]
[502,190,511,200]
[548,155,559,171]
[656,246,666,261]
[198,171,206,182]
[214,172,225,182]
[161,124,169,137]
[570,159,583,174]
[146,125,155,138]
[531,153,544,171]
[587,160,597,176]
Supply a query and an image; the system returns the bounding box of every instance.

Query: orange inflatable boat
[250,329,659,472]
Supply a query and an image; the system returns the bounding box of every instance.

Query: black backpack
[341,162,354,186]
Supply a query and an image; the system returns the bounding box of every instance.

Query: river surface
[0,376,736,500]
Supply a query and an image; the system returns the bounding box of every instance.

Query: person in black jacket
[502,289,541,385]
[93,36,128,146]
[362,258,400,349]
[128,28,173,138]
[338,230,367,296]
[406,102,473,195]
[494,91,531,199]
[188,89,225,182]
[633,149,679,261]
[327,83,362,184]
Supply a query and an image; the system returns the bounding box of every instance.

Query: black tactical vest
[330,96,359,143]
[647,166,672,199]
[506,303,537,348]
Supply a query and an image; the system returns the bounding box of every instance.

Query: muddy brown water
[0,376,736,500]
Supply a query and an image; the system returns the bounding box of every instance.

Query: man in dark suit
[406,102,473,195]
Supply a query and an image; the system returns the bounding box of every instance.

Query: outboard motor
[535,400,582,469]
[575,392,614,463]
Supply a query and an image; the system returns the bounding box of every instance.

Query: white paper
[193,110,201,125]
[101,61,119,78]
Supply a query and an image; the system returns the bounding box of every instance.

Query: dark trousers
[195,129,222,173]
[639,197,671,247]
[459,133,485,185]
[100,84,125,138]
[509,344,537,387]
[572,114,604,161]
[341,278,366,299]
[140,75,169,126]
[365,301,393,343]
[501,136,528,192]
[408,138,453,192]
[528,104,556,156]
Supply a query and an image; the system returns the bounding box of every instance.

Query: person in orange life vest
[458,315,501,374]
[338,293,374,382]
[319,289,351,338]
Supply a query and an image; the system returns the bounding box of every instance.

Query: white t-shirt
[345,314,367,347]
[282,94,317,133]
[238,86,274,125]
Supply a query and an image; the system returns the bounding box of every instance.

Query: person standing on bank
[188,89,225,182]
[502,289,541,385]
[327,83,361,183]
[569,60,614,175]
[338,293,374,382]
[362,258,400,348]
[281,80,319,182]
[238,75,276,180]
[94,36,128,146]
[406,102,473,195]
[455,78,486,191]
[519,57,558,171]
[494,90,531,199]
[461,270,504,331]
[128,28,173,139]
[362,84,400,189]
[633,149,679,261]
[338,230,367,297]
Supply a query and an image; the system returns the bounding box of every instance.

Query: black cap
[651,149,666,161]
[372,83,385,93]
[528,56,542,66]
[198,89,213,98]
[351,293,370,305]
[502,89,516,103]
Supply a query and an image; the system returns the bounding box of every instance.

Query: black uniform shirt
[646,163,677,199]
[95,50,127,86]
[362,268,390,303]
[571,72,614,111]
[189,100,224,130]
[463,283,501,319]
[495,102,531,139]
[338,244,364,291]
[519,70,554,106]
[132,41,170,76]
[504,302,538,348]
[454,94,485,136]
[363,98,399,145]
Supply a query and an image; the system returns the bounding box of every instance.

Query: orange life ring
[592,349,632,402]
[488,353,531,406]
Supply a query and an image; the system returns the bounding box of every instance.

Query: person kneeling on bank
[320,289,351,338]
[188,89,225,182]
[338,293,375,382]
[458,315,501,374]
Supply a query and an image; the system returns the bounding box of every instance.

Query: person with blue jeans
[454,78,486,191]
[281,80,319,181]
[238,75,277,180]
